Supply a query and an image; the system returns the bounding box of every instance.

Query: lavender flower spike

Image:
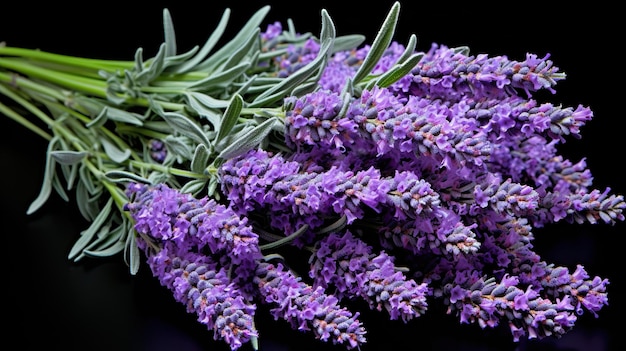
[220,148,389,225]
[390,43,566,101]
[450,273,578,341]
[254,261,367,349]
[310,231,429,322]
[125,182,262,265]
[514,260,610,319]
[143,241,258,350]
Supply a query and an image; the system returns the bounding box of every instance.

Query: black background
[1,1,623,350]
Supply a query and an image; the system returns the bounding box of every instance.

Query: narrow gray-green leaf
[394,34,417,65]
[185,92,226,131]
[84,222,128,258]
[133,47,144,72]
[50,150,87,165]
[72,222,112,262]
[234,73,258,97]
[186,91,230,110]
[142,120,174,134]
[352,1,400,85]
[316,215,348,235]
[260,224,309,250]
[187,61,251,91]
[373,52,423,88]
[135,43,167,84]
[207,175,219,198]
[453,46,470,55]
[337,85,354,119]
[27,137,59,215]
[217,117,276,160]
[100,136,131,163]
[162,8,177,57]
[69,228,100,262]
[105,170,150,184]
[221,27,260,71]
[147,171,172,185]
[105,87,129,105]
[291,69,324,97]
[194,5,270,72]
[173,8,231,73]
[54,138,76,189]
[216,94,243,143]
[190,143,210,174]
[76,180,101,221]
[148,95,165,117]
[109,106,145,124]
[85,110,108,128]
[331,34,366,53]
[248,90,290,109]
[125,233,141,275]
[249,9,335,107]
[319,9,336,45]
[68,197,113,260]
[64,161,79,190]
[214,123,254,152]
[52,175,69,202]
[162,45,200,69]
[85,240,126,258]
[93,106,144,126]
[78,163,99,195]
[163,135,194,160]
[180,178,207,196]
[162,111,211,147]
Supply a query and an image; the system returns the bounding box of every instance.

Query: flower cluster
[309,230,429,322]
[253,260,367,348]
[145,241,258,349]
[223,15,622,346]
[2,2,624,350]
[124,182,367,350]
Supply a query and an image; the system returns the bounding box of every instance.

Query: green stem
[0,58,108,97]
[259,224,309,251]
[102,180,131,213]
[0,66,184,114]
[0,46,134,71]
[115,124,170,140]
[0,84,54,139]
[0,100,52,140]
[127,159,208,179]
[31,61,106,80]
[0,70,67,100]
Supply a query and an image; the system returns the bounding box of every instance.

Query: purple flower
[141,242,258,350]
[513,260,610,319]
[443,270,579,341]
[270,38,320,78]
[284,87,493,167]
[148,139,167,163]
[472,175,540,216]
[284,89,350,152]
[125,183,262,265]
[388,43,565,101]
[254,261,366,349]
[220,149,392,238]
[261,21,282,41]
[310,231,429,322]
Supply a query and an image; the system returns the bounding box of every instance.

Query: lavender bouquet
[1,2,623,350]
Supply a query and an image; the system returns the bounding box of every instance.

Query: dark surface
[1,2,622,350]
